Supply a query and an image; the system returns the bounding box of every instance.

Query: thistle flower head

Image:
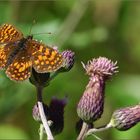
[77,57,118,123]
[82,57,118,79]
[110,104,140,131]
[61,50,75,72]
[77,76,105,123]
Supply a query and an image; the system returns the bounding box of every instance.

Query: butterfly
[0,24,64,81]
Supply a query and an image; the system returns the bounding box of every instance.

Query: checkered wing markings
[28,41,63,73]
[0,24,23,44]
[6,50,32,81]
[0,45,16,69]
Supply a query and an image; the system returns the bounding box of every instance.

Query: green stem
[37,86,43,102]
[39,124,44,140]
[85,123,112,137]
[77,122,89,140]
[38,101,54,140]
[36,86,54,140]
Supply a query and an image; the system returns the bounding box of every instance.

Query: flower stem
[37,86,43,102]
[85,123,112,137]
[77,122,89,140]
[39,124,44,140]
[38,101,54,140]
[37,86,54,140]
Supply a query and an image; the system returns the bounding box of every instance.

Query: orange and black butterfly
[0,24,64,81]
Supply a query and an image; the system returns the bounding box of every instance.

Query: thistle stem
[77,122,89,140]
[37,86,54,140]
[37,86,43,102]
[85,123,112,137]
[39,124,44,140]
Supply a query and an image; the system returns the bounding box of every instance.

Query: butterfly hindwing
[27,40,64,73]
[6,49,32,81]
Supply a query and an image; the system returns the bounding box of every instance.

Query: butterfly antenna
[33,32,52,36]
[29,19,36,35]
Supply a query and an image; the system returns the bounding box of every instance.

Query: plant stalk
[86,123,112,137]
[77,122,89,140]
[37,86,54,140]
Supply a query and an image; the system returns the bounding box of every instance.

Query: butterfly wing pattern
[0,24,23,70]
[6,49,32,81]
[0,24,23,44]
[0,24,64,81]
[0,44,19,70]
[27,40,64,73]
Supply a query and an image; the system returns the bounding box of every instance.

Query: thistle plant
[77,57,118,140]
[76,57,140,140]
[1,23,139,140]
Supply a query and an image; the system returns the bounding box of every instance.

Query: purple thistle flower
[77,57,118,123]
[110,104,140,131]
[82,57,118,79]
[61,50,75,72]
[77,75,105,123]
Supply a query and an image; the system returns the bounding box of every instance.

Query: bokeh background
[0,0,140,140]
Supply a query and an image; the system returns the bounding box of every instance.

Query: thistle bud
[110,105,140,131]
[60,50,75,72]
[32,103,49,122]
[77,57,118,123]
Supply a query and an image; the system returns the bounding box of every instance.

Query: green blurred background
[0,0,140,140]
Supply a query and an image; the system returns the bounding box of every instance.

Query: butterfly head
[27,35,33,40]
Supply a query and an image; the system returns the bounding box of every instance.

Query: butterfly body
[0,24,63,81]
[5,36,32,67]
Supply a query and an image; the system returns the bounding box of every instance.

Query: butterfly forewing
[0,45,16,69]
[0,24,23,44]
[6,49,32,81]
[27,40,64,73]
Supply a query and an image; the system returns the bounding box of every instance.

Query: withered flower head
[48,96,68,135]
[82,57,118,79]
[110,104,140,131]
